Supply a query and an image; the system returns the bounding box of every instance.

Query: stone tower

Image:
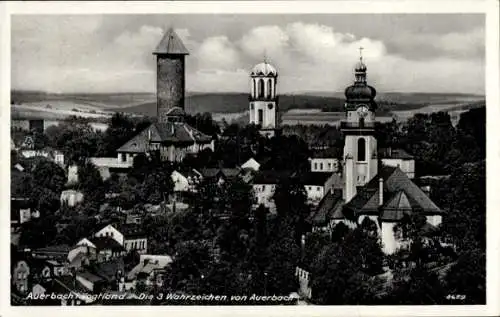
[153,28,189,123]
[249,59,280,138]
[341,49,378,203]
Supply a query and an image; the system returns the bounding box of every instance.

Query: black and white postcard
[2,1,499,316]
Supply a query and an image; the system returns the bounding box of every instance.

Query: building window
[317,186,321,191]
[308,186,312,191]
[314,163,317,170]
[258,109,263,125]
[328,163,332,169]
[258,79,265,98]
[357,138,366,161]
[320,163,323,170]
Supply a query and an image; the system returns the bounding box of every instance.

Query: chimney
[379,178,384,206]
[388,147,392,157]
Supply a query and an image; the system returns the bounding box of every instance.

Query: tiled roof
[90,237,125,252]
[92,258,125,282]
[201,168,241,179]
[77,271,105,283]
[310,147,342,159]
[117,122,212,153]
[297,171,333,186]
[344,166,442,219]
[153,28,190,55]
[308,189,344,225]
[379,148,414,160]
[252,170,293,184]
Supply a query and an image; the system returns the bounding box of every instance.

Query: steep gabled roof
[308,189,344,225]
[117,122,212,153]
[297,171,333,186]
[252,170,293,185]
[153,28,189,55]
[344,166,442,218]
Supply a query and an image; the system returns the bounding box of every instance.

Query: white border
[1,1,499,317]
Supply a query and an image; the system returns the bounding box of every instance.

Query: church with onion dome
[248,59,280,137]
[307,51,444,255]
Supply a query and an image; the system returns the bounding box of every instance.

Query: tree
[309,228,384,304]
[77,161,105,207]
[445,248,485,304]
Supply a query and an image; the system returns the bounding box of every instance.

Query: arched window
[358,138,366,161]
[258,79,265,98]
[253,80,257,98]
[267,79,272,99]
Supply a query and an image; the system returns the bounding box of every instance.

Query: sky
[11,14,485,94]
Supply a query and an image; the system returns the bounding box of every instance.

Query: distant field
[10,90,485,126]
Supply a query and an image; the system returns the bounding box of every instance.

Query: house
[252,170,293,213]
[120,225,148,254]
[11,197,39,229]
[297,172,340,206]
[31,244,72,261]
[19,147,65,167]
[76,236,126,263]
[295,266,312,300]
[60,189,84,207]
[171,168,203,193]
[380,147,415,179]
[200,167,242,184]
[76,271,106,293]
[241,157,261,171]
[12,259,30,295]
[124,254,173,291]
[309,147,341,173]
[88,157,134,180]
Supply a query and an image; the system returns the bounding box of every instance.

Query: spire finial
[359,46,364,62]
[263,49,268,64]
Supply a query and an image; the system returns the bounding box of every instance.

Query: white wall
[310,158,339,172]
[253,184,276,212]
[60,190,84,207]
[95,225,124,246]
[382,158,415,179]
[381,222,398,255]
[242,158,260,171]
[304,185,325,205]
[171,171,190,192]
[426,215,442,227]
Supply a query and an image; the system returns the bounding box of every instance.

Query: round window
[267,103,274,110]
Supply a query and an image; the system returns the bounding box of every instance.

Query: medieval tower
[153,27,189,123]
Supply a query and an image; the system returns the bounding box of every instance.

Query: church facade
[116,28,214,163]
[309,54,444,255]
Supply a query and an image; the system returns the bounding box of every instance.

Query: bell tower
[341,48,378,203]
[249,58,280,138]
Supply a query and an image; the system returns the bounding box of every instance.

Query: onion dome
[250,62,278,77]
[345,55,376,101]
[345,85,376,100]
[354,60,367,72]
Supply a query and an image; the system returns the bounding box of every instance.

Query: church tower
[341,49,378,203]
[249,59,279,137]
[153,28,189,123]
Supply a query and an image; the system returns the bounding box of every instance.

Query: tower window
[253,80,257,98]
[258,109,263,125]
[358,138,366,161]
[258,79,265,98]
[267,103,274,110]
[267,79,272,99]
[250,103,254,110]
